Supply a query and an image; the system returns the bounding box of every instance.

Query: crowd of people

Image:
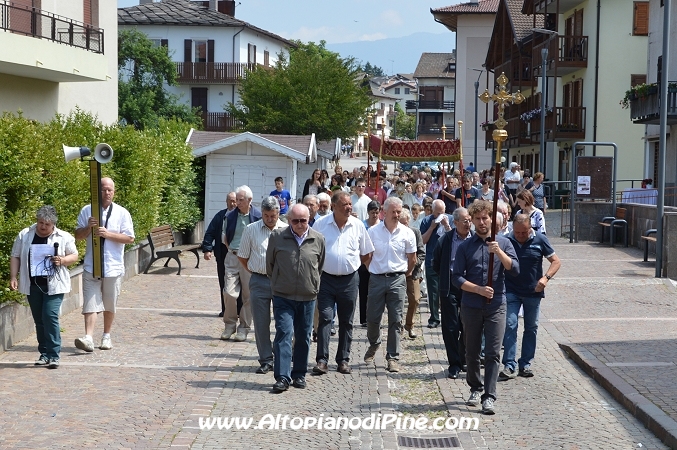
[200,159,561,415]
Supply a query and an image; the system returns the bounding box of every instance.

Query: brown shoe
[312,361,329,374]
[337,362,351,374]
[364,343,380,364]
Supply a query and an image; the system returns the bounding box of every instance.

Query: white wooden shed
[188,130,333,224]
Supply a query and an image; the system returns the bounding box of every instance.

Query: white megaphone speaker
[93,143,114,164]
[62,145,92,163]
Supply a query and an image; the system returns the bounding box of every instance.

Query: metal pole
[540,47,547,175]
[656,0,670,278]
[474,80,479,170]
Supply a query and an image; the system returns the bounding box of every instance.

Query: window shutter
[207,40,214,63]
[161,39,168,48]
[83,0,91,25]
[184,39,192,62]
[630,74,646,87]
[91,0,99,27]
[633,2,649,36]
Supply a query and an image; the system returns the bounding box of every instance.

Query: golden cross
[479,72,524,130]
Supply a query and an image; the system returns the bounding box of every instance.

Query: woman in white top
[514,190,546,234]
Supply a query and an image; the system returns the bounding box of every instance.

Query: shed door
[232,165,267,206]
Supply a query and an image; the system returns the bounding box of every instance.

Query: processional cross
[478,72,524,292]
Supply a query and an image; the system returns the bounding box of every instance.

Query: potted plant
[620,83,658,109]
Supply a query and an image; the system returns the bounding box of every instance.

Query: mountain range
[326,32,455,76]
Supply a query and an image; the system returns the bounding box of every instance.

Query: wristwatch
[545,274,552,280]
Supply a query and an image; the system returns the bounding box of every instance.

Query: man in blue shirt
[500,214,561,381]
[455,174,481,208]
[270,177,293,216]
[452,200,519,415]
[419,199,453,328]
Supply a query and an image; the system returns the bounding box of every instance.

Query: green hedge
[0,110,201,303]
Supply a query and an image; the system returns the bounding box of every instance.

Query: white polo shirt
[313,213,374,275]
[367,221,416,274]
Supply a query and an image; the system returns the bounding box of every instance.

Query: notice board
[576,156,613,200]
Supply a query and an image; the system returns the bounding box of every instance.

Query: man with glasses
[452,200,519,415]
[351,178,371,221]
[312,192,374,375]
[266,204,325,393]
[432,208,473,379]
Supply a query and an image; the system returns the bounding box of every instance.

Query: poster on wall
[577,176,591,195]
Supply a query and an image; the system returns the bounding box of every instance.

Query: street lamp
[470,68,484,170]
[532,27,558,175]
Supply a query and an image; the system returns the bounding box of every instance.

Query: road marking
[606,362,675,367]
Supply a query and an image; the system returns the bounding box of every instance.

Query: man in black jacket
[201,192,236,317]
[432,207,473,380]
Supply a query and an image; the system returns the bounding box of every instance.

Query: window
[84,0,99,27]
[405,88,410,94]
[150,39,162,47]
[395,88,400,94]
[264,50,270,67]
[633,2,649,36]
[194,40,207,63]
[248,44,256,64]
[630,74,647,87]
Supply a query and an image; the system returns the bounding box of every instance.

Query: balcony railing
[630,85,677,125]
[405,100,454,111]
[201,112,242,132]
[533,35,588,76]
[496,56,533,87]
[176,62,257,84]
[417,124,455,137]
[0,2,104,53]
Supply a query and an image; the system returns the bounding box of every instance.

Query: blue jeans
[27,284,64,360]
[273,296,315,383]
[425,263,440,325]
[502,293,541,371]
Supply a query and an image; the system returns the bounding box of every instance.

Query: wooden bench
[143,225,200,275]
[598,207,628,247]
[641,229,657,262]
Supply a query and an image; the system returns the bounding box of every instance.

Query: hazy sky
[117,0,461,44]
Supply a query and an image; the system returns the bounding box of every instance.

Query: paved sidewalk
[0,223,674,448]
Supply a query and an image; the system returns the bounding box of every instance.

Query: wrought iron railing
[175,62,257,84]
[0,2,104,53]
[405,100,454,110]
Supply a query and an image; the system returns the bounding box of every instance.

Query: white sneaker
[99,336,112,350]
[75,336,95,352]
[466,390,481,407]
[232,331,247,342]
[220,328,235,340]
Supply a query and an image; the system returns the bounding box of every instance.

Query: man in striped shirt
[237,196,288,375]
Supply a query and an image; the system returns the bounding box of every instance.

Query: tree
[227,41,372,141]
[361,62,385,77]
[393,102,416,140]
[118,29,201,130]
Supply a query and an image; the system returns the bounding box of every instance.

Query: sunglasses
[291,218,308,224]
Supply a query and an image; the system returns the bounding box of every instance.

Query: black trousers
[358,264,370,325]
[440,285,465,371]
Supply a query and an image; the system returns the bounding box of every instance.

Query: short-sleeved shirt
[77,202,134,277]
[270,189,292,214]
[367,222,416,274]
[313,214,374,275]
[506,231,555,298]
[237,219,288,274]
[454,187,481,207]
[419,213,452,265]
[351,194,371,221]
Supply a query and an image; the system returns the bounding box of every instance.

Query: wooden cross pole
[478,73,524,297]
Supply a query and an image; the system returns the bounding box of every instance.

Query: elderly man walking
[452,200,519,415]
[499,213,561,380]
[432,207,473,379]
[364,197,416,373]
[312,191,374,375]
[202,191,236,317]
[221,185,262,342]
[237,196,288,375]
[266,204,325,393]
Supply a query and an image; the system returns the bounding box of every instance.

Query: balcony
[526,107,586,142]
[630,86,677,125]
[417,124,455,137]
[495,56,534,88]
[201,112,242,132]
[533,36,588,77]
[175,62,257,84]
[405,100,454,111]
[532,0,581,14]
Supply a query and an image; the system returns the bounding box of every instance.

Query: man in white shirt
[351,178,371,221]
[74,178,135,352]
[237,196,288,375]
[312,192,374,375]
[316,192,331,219]
[364,197,416,373]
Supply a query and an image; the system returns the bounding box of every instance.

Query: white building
[118,0,294,131]
[0,0,118,124]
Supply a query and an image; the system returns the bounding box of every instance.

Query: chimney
[139,0,153,4]
[209,0,217,10]
[219,0,236,16]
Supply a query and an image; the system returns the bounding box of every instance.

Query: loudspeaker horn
[94,143,114,164]
[63,145,91,163]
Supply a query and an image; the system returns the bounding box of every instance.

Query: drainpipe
[232,27,244,105]
[592,0,601,154]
